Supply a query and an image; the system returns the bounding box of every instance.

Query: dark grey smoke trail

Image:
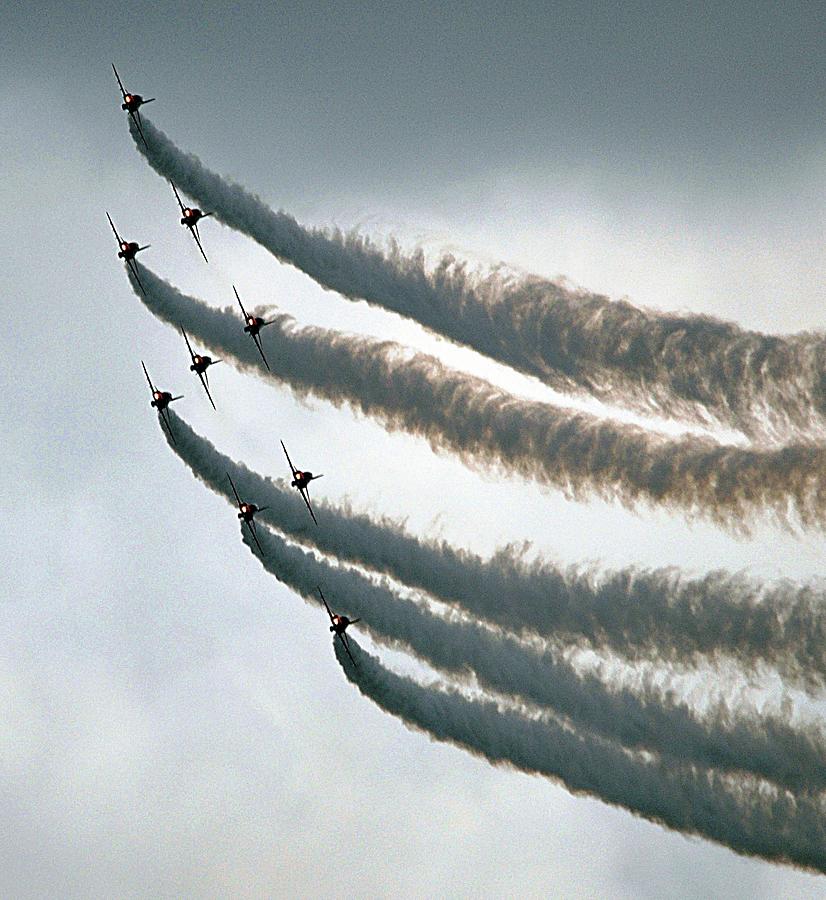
[130,116,826,442]
[237,520,826,795]
[133,263,826,533]
[335,637,826,874]
[164,408,826,690]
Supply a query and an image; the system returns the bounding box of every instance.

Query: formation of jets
[112,65,359,665]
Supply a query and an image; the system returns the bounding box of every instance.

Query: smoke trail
[336,638,826,874]
[236,520,826,795]
[165,408,826,690]
[131,116,826,442]
[133,263,826,533]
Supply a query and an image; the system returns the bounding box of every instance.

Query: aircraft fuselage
[150,390,173,410]
[122,94,145,112]
[244,315,265,335]
[238,503,258,521]
[118,241,140,260]
[181,208,205,226]
[330,615,353,635]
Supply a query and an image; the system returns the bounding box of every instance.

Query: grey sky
[3,2,826,897]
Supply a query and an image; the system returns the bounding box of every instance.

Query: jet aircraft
[112,64,154,147]
[181,326,221,409]
[234,286,272,370]
[141,361,182,444]
[107,212,148,294]
[227,473,268,555]
[318,586,359,667]
[171,182,211,262]
[281,440,322,526]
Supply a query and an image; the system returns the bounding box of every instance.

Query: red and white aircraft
[141,361,182,444]
[181,326,221,410]
[112,64,154,148]
[281,440,322,526]
[234,286,272,370]
[318,586,360,667]
[171,182,211,263]
[227,472,268,555]
[107,212,149,294]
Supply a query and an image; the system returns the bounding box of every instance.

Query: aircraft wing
[159,408,177,445]
[317,586,335,625]
[131,110,149,149]
[171,181,185,213]
[112,63,127,98]
[247,520,264,555]
[337,632,357,668]
[127,259,146,295]
[181,326,195,361]
[301,487,319,526]
[106,212,122,245]
[141,360,155,394]
[252,334,270,371]
[189,224,209,263]
[281,440,298,478]
[198,370,216,410]
[226,473,243,509]
[233,285,248,319]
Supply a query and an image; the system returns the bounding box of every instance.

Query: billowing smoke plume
[236,520,826,795]
[164,408,826,690]
[336,638,826,874]
[131,116,826,442]
[133,264,826,533]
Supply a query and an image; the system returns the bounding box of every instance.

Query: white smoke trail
[235,519,826,795]
[130,116,826,443]
[132,263,826,534]
[335,637,826,874]
[164,408,826,690]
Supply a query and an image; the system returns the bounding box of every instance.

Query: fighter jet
[234,286,272,370]
[171,182,211,262]
[281,440,322,526]
[227,473,268,555]
[107,212,149,294]
[112,64,154,148]
[181,326,221,409]
[141,361,182,444]
[318,586,359,667]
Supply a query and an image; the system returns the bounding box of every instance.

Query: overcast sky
[3,3,826,897]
